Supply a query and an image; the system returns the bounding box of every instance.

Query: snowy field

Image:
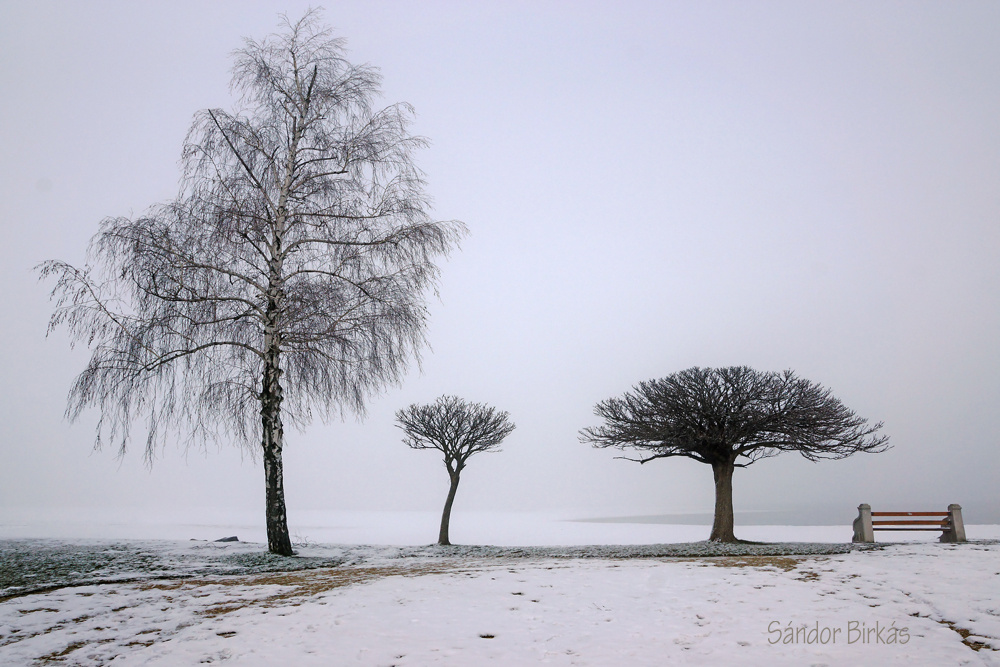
[2,513,999,665]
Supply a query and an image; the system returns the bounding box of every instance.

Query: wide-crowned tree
[396,396,515,545]
[38,11,465,555]
[580,366,889,542]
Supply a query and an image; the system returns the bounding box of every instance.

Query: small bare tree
[396,396,515,545]
[37,10,465,556]
[580,367,889,542]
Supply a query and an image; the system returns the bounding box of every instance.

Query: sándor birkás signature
[768,620,910,645]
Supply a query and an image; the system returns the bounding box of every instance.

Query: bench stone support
[940,504,967,543]
[852,503,874,543]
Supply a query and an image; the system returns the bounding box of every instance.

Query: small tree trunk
[438,471,461,546]
[261,319,293,556]
[709,458,737,542]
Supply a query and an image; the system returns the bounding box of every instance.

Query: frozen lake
[2,507,999,545]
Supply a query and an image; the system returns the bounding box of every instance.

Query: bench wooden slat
[872,520,949,526]
[871,511,949,517]
[873,527,949,531]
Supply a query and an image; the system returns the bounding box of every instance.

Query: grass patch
[936,618,997,652]
[138,562,486,618]
[36,640,87,663]
[702,555,816,572]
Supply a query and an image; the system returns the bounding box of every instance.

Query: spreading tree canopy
[580,366,889,542]
[396,396,515,545]
[38,10,465,555]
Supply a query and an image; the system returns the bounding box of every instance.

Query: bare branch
[396,396,515,470]
[581,366,890,542]
[38,9,466,555]
[580,366,889,466]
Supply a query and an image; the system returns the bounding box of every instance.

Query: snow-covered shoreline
[1,537,890,601]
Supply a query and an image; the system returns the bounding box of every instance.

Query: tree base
[708,536,771,545]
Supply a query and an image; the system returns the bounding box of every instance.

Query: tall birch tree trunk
[261,273,293,555]
[261,345,292,555]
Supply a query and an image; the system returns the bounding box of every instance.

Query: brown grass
[700,555,820,572]
[36,640,87,663]
[936,618,997,652]
[137,561,487,618]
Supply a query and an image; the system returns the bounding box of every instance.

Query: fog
[2,1,998,535]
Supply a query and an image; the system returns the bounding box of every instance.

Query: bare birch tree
[580,367,889,542]
[37,10,465,556]
[396,396,515,545]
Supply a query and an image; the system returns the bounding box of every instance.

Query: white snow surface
[2,523,999,665]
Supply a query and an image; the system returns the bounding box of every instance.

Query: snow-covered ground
[2,514,999,665]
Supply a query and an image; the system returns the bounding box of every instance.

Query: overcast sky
[2,1,998,531]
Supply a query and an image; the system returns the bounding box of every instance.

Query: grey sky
[2,1,998,528]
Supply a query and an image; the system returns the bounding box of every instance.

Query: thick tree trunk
[438,472,461,546]
[261,318,293,556]
[709,458,737,542]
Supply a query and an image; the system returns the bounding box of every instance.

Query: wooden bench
[852,503,966,543]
